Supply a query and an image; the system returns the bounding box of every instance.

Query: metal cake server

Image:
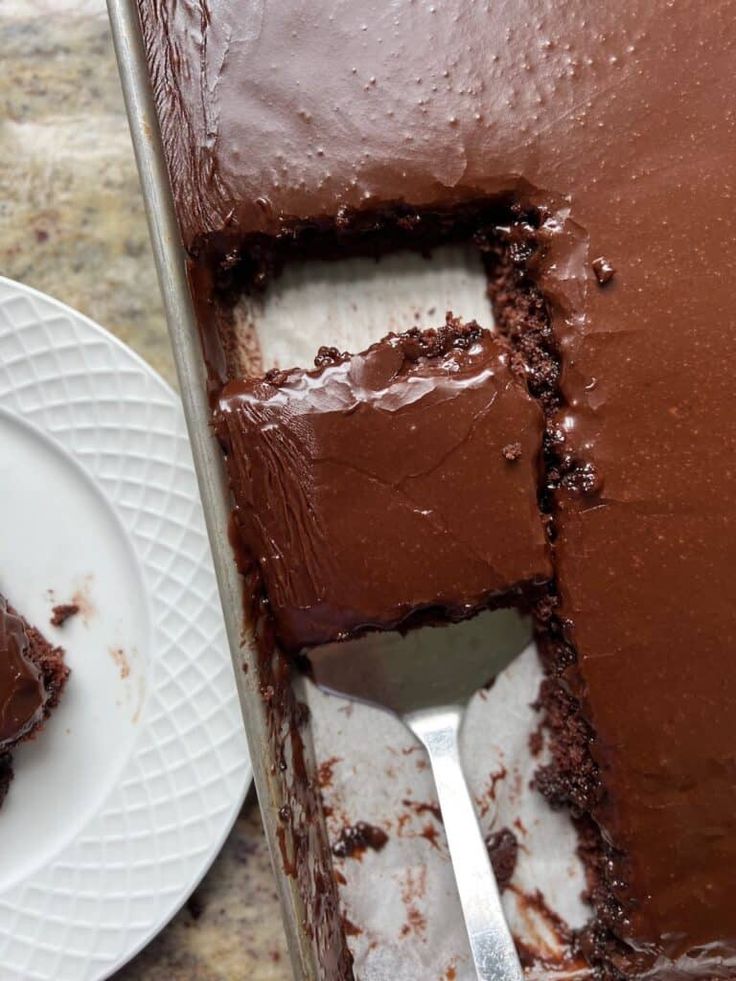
[308,608,530,981]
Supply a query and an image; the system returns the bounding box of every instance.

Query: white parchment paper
[237,246,591,980]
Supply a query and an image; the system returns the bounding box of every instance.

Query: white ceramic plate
[0,277,250,980]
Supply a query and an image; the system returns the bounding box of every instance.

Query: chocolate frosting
[139,0,736,970]
[0,597,45,751]
[217,324,550,651]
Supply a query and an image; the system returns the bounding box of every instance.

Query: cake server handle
[406,707,524,981]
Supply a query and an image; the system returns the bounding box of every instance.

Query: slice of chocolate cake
[217,319,551,652]
[0,593,69,806]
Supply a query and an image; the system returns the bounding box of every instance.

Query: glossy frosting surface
[0,597,45,751]
[139,0,736,968]
[217,326,550,651]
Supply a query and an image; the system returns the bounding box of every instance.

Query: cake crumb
[50,603,80,628]
[529,727,544,757]
[314,346,345,368]
[486,827,519,890]
[592,256,615,285]
[332,821,388,859]
[502,441,523,462]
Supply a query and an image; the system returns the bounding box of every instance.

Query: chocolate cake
[137,1,736,976]
[0,593,69,806]
[216,320,550,651]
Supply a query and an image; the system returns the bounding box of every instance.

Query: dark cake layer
[217,321,550,651]
[139,0,736,974]
[0,593,69,807]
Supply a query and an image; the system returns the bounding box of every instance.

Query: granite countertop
[1,2,290,977]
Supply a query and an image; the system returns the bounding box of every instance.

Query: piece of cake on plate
[0,592,69,806]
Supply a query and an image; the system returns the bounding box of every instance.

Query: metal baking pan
[106,2,329,977]
[106,6,587,979]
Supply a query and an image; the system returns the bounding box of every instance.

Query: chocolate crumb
[502,441,523,462]
[314,345,346,368]
[332,821,389,859]
[264,367,289,386]
[50,603,80,627]
[486,827,519,890]
[529,727,544,757]
[592,256,615,285]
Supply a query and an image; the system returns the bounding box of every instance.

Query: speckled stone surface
[0,2,290,977]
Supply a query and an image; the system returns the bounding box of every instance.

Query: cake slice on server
[216,317,552,652]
